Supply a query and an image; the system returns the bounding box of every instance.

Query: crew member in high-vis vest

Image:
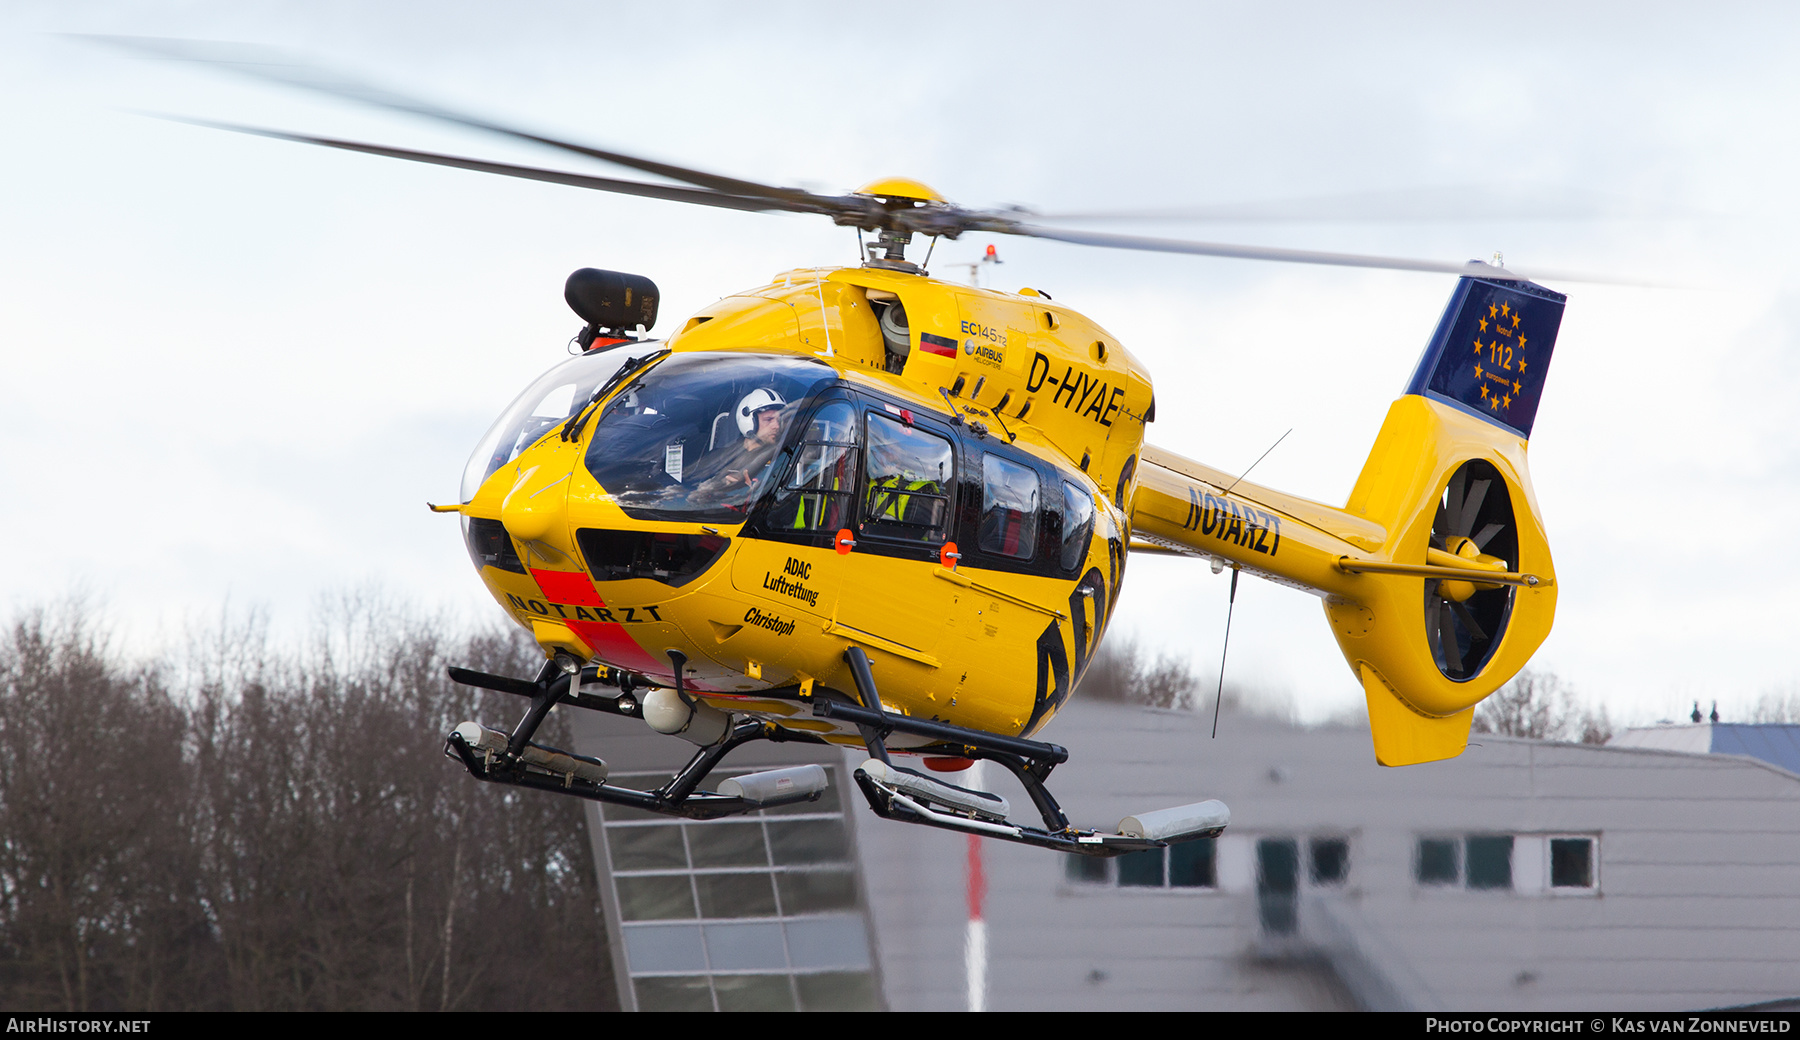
[865,433,941,538]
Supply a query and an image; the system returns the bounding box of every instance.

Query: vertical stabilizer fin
[1361,663,1473,766]
[1404,275,1565,440]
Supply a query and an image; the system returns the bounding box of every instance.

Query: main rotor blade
[167,117,804,215]
[89,35,839,212]
[1012,223,1648,286]
[1027,184,1713,224]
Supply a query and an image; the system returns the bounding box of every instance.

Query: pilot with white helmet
[693,388,788,503]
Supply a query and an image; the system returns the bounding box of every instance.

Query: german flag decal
[919,332,958,357]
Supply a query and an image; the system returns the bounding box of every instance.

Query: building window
[600,769,880,1012]
[1171,840,1216,888]
[1415,834,1518,891]
[1256,838,1300,935]
[1416,837,1459,885]
[1465,835,1514,889]
[1550,837,1596,889]
[1116,848,1163,887]
[1064,853,1108,884]
[1309,836,1350,885]
[1064,839,1216,889]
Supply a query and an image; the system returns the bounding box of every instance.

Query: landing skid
[829,647,1226,857]
[441,648,1228,854]
[444,657,828,820]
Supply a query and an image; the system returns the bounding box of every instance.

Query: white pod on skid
[717,765,829,806]
[641,687,732,745]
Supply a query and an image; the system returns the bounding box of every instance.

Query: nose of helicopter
[499,464,571,544]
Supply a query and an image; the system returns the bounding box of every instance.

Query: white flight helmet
[735,388,787,435]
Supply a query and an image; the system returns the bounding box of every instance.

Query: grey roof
[1610,723,1800,776]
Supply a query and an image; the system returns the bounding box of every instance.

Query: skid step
[453,721,609,786]
[856,759,1010,821]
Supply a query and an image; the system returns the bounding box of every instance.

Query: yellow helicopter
[126,40,1572,856]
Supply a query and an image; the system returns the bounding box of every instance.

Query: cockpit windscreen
[583,352,837,522]
[461,345,663,502]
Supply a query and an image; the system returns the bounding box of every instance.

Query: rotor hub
[853,177,944,204]
[852,178,949,271]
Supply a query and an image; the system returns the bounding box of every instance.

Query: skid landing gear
[443,653,828,820]
[441,648,1229,852]
[830,648,1228,857]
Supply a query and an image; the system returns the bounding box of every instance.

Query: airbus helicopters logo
[959,321,1006,368]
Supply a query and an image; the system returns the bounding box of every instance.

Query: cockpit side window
[1061,480,1096,573]
[978,453,1042,560]
[764,401,862,533]
[860,413,954,543]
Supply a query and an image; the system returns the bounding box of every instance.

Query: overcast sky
[3,3,1796,727]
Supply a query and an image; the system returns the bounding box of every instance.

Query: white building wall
[852,699,1800,1012]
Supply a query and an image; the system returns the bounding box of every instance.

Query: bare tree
[1077,636,1202,709]
[0,604,212,1011]
[1473,668,1612,745]
[1074,635,1285,718]
[0,598,617,1012]
[1750,683,1800,723]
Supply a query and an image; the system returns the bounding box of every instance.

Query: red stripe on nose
[530,568,602,606]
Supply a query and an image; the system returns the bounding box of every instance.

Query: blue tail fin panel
[1404,275,1566,440]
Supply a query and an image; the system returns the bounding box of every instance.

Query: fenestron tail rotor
[1426,460,1518,681]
